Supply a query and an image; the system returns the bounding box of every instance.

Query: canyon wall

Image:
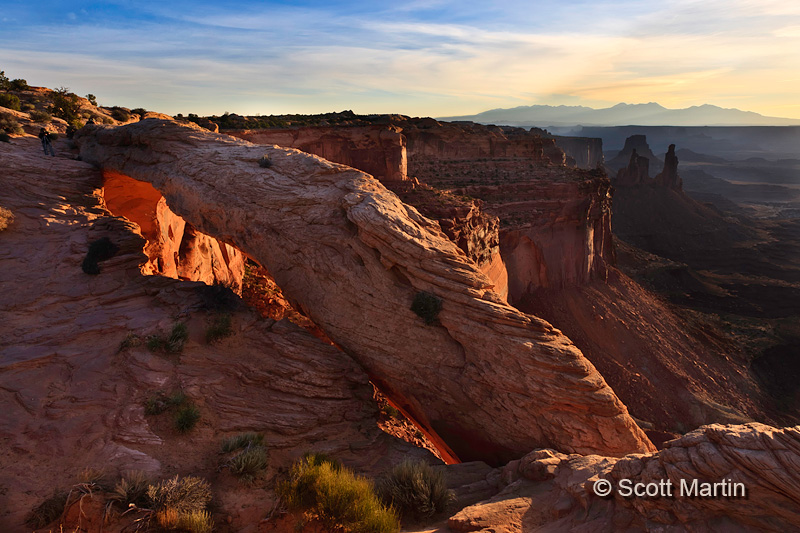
[76,119,654,464]
[103,171,244,290]
[230,125,408,183]
[399,118,613,303]
[552,135,605,169]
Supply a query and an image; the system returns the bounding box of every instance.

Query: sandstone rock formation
[103,171,244,289]
[450,423,800,532]
[654,143,683,190]
[0,137,426,530]
[606,134,663,174]
[616,148,651,186]
[75,119,654,464]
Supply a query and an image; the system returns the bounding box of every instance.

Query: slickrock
[75,119,654,464]
[450,423,800,532]
[0,137,426,531]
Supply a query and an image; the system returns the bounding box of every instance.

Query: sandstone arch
[75,119,654,464]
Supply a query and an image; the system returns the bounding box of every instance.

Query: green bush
[278,455,399,533]
[81,236,119,275]
[0,93,20,111]
[382,404,401,419]
[205,313,233,344]
[109,470,152,509]
[378,460,454,520]
[110,106,131,122]
[411,291,443,325]
[145,390,188,415]
[10,78,29,91]
[49,87,82,126]
[29,109,52,123]
[175,403,201,433]
[86,94,97,106]
[0,115,23,134]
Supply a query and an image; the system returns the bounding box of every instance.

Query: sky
[2,0,800,118]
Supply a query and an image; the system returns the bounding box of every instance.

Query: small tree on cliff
[49,87,83,128]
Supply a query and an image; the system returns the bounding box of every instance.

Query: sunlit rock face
[103,170,244,290]
[76,119,654,464]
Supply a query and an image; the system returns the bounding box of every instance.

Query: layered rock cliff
[75,119,654,464]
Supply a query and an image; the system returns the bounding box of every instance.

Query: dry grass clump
[0,207,13,231]
[377,460,454,520]
[221,432,268,482]
[278,454,399,533]
[147,475,212,514]
[109,470,152,509]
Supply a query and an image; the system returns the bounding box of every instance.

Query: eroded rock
[75,119,654,464]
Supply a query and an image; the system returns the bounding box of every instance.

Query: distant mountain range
[438,103,800,127]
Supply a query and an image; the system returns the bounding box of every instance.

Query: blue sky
[2,0,800,117]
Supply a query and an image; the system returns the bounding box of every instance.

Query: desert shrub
[221,432,264,453]
[175,402,201,433]
[119,332,142,352]
[29,109,52,123]
[228,445,268,481]
[278,456,399,533]
[0,71,7,90]
[258,154,273,168]
[377,460,454,520]
[10,78,29,91]
[0,93,20,111]
[110,107,131,122]
[147,475,212,514]
[411,291,442,325]
[205,312,233,344]
[21,102,35,111]
[110,470,152,509]
[131,107,147,117]
[0,115,23,134]
[81,236,119,275]
[86,93,97,106]
[26,490,68,528]
[0,131,9,143]
[0,207,13,230]
[147,322,188,354]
